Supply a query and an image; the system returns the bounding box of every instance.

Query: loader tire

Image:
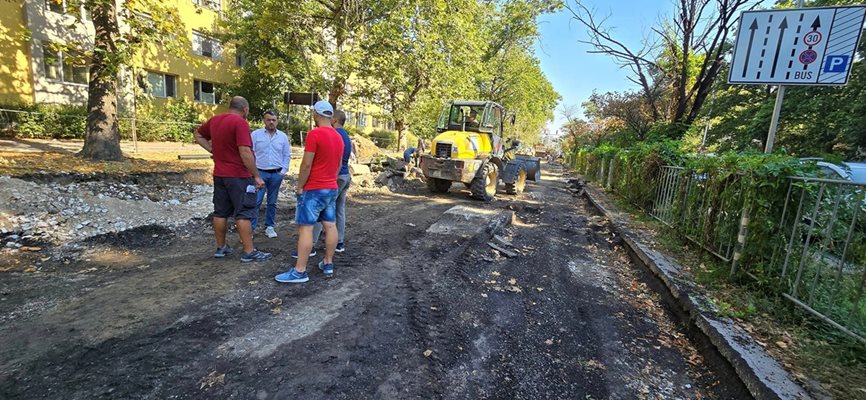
[470,163,498,202]
[505,166,527,195]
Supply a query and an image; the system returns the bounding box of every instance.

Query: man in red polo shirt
[194,96,272,263]
[275,100,344,283]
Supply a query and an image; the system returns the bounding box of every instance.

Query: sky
[534,1,773,137]
[534,1,678,135]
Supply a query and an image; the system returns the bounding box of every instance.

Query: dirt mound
[352,135,381,164]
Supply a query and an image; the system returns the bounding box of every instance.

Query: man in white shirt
[251,111,291,238]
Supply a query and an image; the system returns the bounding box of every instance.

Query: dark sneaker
[335,243,345,253]
[275,267,309,283]
[318,260,334,277]
[240,249,273,262]
[214,245,233,258]
[291,249,317,258]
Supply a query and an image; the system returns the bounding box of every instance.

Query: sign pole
[765,0,804,154]
[765,85,785,153]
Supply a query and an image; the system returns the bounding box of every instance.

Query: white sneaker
[265,226,278,238]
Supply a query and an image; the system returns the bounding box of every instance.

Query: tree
[561,116,622,147]
[79,0,122,161]
[358,0,484,149]
[478,0,562,144]
[78,0,187,161]
[585,91,653,141]
[307,0,396,106]
[220,0,321,114]
[567,0,757,137]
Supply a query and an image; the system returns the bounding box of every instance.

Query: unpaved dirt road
[0,164,749,399]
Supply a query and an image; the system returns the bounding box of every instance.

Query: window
[357,112,367,128]
[136,12,156,32]
[444,104,484,132]
[43,44,61,80]
[63,49,89,84]
[493,107,502,134]
[141,71,176,98]
[194,79,218,104]
[192,0,220,11]
[45,0,88,18]
[42,43,88,84]
[192,31,222,60]
[46,0,64,13]
[235,52,246,67]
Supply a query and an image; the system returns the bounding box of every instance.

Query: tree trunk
[79,0,123,161]
[395,120,405,151]
[328,75,346,108]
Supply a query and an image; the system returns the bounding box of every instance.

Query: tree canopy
[563,0,866,160]
[225,0,561,147]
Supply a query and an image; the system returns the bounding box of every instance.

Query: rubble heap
[0,176,212,247]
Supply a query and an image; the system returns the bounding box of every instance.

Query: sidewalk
[573,179,812,400]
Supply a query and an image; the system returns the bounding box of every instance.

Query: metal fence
[579,155,866,344]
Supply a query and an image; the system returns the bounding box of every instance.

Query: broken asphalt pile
[0,175,211,248]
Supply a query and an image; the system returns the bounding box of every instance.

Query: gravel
[0,175,212,246]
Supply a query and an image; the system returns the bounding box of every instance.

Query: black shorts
[213,176,257,220]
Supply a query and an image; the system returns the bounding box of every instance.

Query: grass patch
[603,188,866,399]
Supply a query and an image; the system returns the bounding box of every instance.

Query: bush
[2,104,88,140]
[369,129,397,149]
[125,99,200,142]
[574,143,818,284]
[2,100,201,142]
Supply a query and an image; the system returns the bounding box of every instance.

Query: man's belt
[258,168,281,173]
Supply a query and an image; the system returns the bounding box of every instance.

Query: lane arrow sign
[770,17,788,78]
[742,19,759,78]
[804,16,821,70]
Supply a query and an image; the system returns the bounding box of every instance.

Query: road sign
[728,6,866,86]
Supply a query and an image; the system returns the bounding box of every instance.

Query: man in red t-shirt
[275,100,344,283]
[194,96,272,263]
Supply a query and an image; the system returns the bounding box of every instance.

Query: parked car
[800,158,866,183]
[797,159,866,244]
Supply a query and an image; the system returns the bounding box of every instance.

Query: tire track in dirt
[0,167,750,399]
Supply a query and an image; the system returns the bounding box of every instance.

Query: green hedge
[369,129,397,148]
[123,99,200,142]
[2,100,202,142]
[570,144,866,337]
[2,104,88,140]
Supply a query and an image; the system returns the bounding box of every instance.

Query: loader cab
[436,101,505,137]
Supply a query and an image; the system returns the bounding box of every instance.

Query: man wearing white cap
[275,100,345,283]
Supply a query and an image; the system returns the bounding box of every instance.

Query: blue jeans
[314,175,351,243]
[252,170,283,230]
[295,189,338,225]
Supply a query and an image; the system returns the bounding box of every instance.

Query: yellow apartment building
[0,0,389,134]
[0,0,238,116]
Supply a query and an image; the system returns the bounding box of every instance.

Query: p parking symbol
[823,55,850,73]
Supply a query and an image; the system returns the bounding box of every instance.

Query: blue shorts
[295,189,338,225]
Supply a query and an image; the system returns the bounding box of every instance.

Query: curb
[580,183,811,400]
